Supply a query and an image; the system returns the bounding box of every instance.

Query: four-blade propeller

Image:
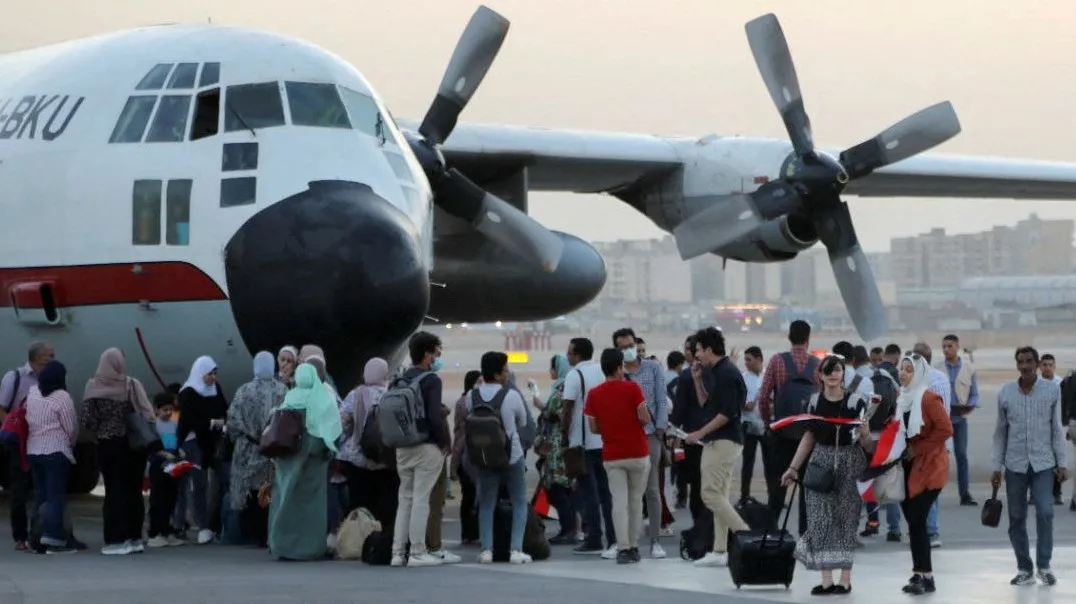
[674,13,962,341]
[408,5,564,273]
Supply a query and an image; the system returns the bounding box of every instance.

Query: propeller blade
[827,243,889,342]
[673,194,763,260]
[672,182,804,260]
[437,169,564,272]
[419,5,510,145]
[745,13,813,155]
[840,101,962,180]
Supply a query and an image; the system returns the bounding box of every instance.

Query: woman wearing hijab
[535,354,576,544]
[26,361,78,554]
[227,351,287,547]
[176,355,229,545]
[452,370,482,545]
[81,348,157,555]
[299,345,338,394]
[267,363,343,560]
[297,348,347,545]
[780,354,871,595]
[895,352,952,595]
[277,346,299,390]
[339,358,399,527]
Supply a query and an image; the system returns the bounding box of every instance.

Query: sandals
[810,584,852,596]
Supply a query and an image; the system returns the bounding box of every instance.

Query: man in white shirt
[467,351,532,565]
[739,346,768,503]
[561,338,616,557]
[833,342,874,399]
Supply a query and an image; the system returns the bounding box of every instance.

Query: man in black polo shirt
[685,327,749,568]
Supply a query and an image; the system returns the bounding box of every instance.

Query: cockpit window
[166,179,192,245]
[199,62,221,88]
[285,82,351,129]
[145,95,192,143]
[136,64,173,90]
[339,86,383,140]
[224,83,285,132]
[109,96,158,143]
[167,63,199,89]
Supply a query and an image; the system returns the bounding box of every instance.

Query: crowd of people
[0,322,1071,595]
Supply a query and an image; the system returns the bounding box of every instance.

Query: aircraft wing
[397,120,685,193]
[843,153,1076,200]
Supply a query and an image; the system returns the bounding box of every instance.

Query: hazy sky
[5,0,1076,252]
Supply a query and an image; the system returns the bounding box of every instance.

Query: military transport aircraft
[2,7,1076,489]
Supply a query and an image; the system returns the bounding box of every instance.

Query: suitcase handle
[760,481,798,549]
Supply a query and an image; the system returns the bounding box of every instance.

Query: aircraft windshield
[285,82,350,129]
[339,86,385,141]
[110,96,158,143]
[224,82,285,132]
[145,95,192,143]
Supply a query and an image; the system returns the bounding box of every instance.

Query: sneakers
[147,536,171,548]
[429,549,461,564]
[478,550,493,564]
[509,550,532,564]
[929,534,942,549]
[166,535,185,547]
[860,522,879,538]
[600,545,618,560]
[44,545,76,555]
[573,541,605,555]
[196,529,214,545]
[1010,571,1036,586]
[650,542,667,559]
[959,495,978,506]
[902,574,936,594]
[14,541,28,552]
[693,551,728,568]
[407,552,444,567]
[101,543,133,555]
[1037,569,1057,586]
[659,527,675,538]
[126,539,145,553]
[616,548,634,564]
[886,532,902,543]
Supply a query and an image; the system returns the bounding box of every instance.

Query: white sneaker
[693,552,728,568]
[126,540,145,554]
[650,542,667,559]
[146,536,170,548]
[478,549,493,564]
[659,527,675,538]
[166,535,185,547]
[390,553,407,567]
[101,543,132,556]
[408,552,444,567]
[430,549,461,564]
[326,533,338,551]
[509,550,533,564]
[601,545,618,560]
[197,529,214,545]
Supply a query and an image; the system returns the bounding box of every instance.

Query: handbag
[873,462,905,503]
[259,409,305,458]
[562,369,589,478]
[801,422,841,494]
[981,484,1003,528]
[125,412,159,451]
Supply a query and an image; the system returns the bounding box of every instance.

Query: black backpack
[868,369,899,432]
[465,387,511,470]
[360,405,396,468]
[773,353,819,437]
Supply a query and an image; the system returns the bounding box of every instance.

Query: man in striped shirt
[991,346,1068,587]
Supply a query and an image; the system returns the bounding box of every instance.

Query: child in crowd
[147,392,184,547]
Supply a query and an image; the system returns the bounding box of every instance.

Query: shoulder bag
[124,380,160,451]
[260,408,305,458]
[562,369,588,478]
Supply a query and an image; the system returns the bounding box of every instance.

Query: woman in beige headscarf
[339,358,398,527]
[81,348,156,555]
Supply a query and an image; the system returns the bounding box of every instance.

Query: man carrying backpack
[385,331,451,568]
[757,320,819,533]
[464,351,532,565]
[0,341,54,552]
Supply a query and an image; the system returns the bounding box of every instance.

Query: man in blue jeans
[942,334,979,506]
[992,346,1068,587]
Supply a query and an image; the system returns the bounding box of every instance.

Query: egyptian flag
[532,486,559,521]
[165,460,198,478]
[769,414,863,432]
[857,420,906,503]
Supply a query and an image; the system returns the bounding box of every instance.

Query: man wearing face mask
[613,328,672,559]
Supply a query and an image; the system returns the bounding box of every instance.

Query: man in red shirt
[584,348,652,565]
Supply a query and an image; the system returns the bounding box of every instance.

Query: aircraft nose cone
[223,180,429,389]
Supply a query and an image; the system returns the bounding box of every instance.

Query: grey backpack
[377,372,431,448]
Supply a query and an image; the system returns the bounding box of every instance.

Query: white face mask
[622,346,638,363]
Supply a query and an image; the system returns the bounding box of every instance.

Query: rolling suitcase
[728,483,798,589]
[735,495,776,532]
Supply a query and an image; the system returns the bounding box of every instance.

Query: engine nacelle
[429,231,606,323]
[714,214,819,263]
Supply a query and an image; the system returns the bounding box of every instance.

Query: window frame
[220,176,257,208]
[131,179,163,245]
[199,62,221,88]
[167,63,200,90]
[338,86,381,139]
[222,142,259,172]
[190,88,221,141]
[109,96,159,143]
[223,82,286,133]
[284,81,351,129]
[144,94,193,143]
[165,179,193,246]
[136,64,174,91]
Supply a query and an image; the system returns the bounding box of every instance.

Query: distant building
[591,236,692,305]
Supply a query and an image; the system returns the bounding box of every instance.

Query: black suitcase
[728,483,798,589]
[735,495,776,532]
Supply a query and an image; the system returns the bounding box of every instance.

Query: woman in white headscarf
[894,352,952,596]
[226,351,287,547]
[277,346,299,390]
[267,363,343,560]
[176,355,229,545]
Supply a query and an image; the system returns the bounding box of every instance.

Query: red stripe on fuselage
[0,262,227,308]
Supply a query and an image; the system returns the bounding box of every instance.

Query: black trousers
[740,432,771,500]
[766,434,808,535]
[98,438,146,545]
[681,443,704,522]
[902,487,941,573]
[4,441,30,543]
[458,468,479,542]
[342,463,399,536]
[239,490,269,547]
[147,457,176,538]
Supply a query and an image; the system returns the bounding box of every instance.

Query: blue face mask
[431,357,444,373]
[622,346,638,363]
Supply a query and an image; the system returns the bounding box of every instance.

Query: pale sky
[5,0,1076,252]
